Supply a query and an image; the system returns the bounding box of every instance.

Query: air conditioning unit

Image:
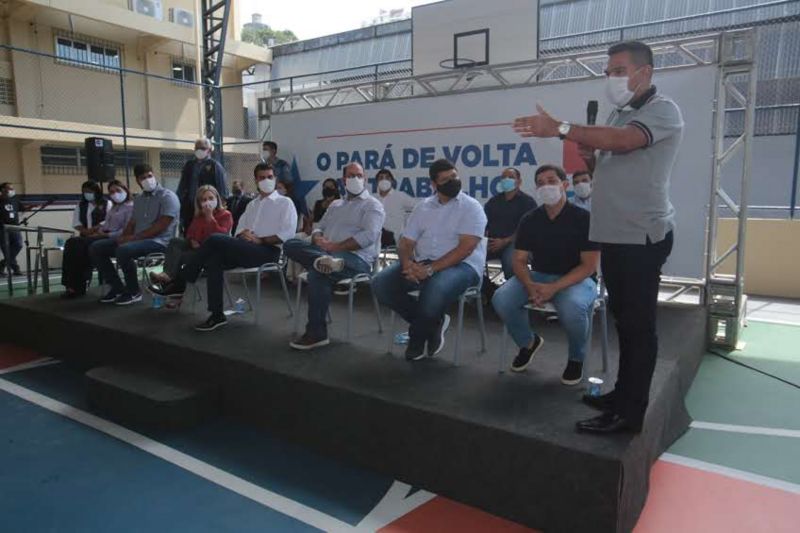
[129,0,163,21]
[169,7,195,28]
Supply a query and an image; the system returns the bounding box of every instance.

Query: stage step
[86,365,219,429]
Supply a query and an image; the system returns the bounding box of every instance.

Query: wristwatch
[558,121,571,140]
[425,264,434,278]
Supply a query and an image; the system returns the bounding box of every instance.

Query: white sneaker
[313,256,345,275]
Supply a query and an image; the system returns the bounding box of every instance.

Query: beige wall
[0,139,24,189]
[717,218,800,298]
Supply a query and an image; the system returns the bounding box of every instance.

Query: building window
[0,78,15,105]
[41,145,147,175]
[171,61,196,84]
[54,33,122,73]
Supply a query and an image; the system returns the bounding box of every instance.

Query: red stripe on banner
[317,122,513,140]
[635,460,800,532]
[562,139,589,175]
[379,496,536,533]
[0,344,42,370]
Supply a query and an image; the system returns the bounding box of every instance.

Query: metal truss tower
[201,0,231,162]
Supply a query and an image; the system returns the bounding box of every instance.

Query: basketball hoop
[438,57,479,70]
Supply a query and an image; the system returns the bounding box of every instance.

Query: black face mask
[436,178,462,199]
[232,189,242,197]
[322,188,337,198]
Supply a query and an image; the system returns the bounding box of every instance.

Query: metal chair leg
[600,304,609,373]
[387,311,395,354]
[475,293,487,354]
[347,281,355,341]
[500,327,508,373]
[453,296,466,366]
[254,270,261,324]
[371,284,383,333]
[293,277,303,333]
[223,276,235,308]
[278,269,294,316]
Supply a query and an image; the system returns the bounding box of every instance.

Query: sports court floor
[1,283,798,532]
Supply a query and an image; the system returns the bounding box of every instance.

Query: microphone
[587,100,598,126]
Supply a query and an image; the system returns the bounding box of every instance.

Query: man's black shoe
[405,334,427,361]
[195,314,227,332]
[426,314,451,357]
[582,391,616,411]
[561,360,584,385]
[149,281,185,297]
[100,290,122,303]
[510,334,544,372]
[575,412,642,434]
[11,266,22,276]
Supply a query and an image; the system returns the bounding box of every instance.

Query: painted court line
[691,420,800,439]
[746,317,800,327]
[355,481,436,531]
[0,377,356,532]
[660,453,800,494]
[0,358,59,375]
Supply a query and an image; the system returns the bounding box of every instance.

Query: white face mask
[7,190,15,198]
[201,199,218,210]
[110,191,127,204]
[537,184,563,206]
[345,177,365,196]
[605,76,635,108]
[195,148,209,160]
[377,179,392,193]
[574,182,592,199]
[262,150,272,160]
[140,177,158,192]
[83,192,96,202]
[258,177,276,194]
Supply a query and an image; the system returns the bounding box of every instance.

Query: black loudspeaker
[84,137,115,182]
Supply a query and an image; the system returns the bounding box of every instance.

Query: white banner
[272,65,717,280]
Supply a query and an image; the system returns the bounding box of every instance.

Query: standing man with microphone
[512,41,684,434]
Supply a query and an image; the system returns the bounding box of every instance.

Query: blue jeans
[181,234,281,317]
[373,261,480,344]
[492,272,597,362]
[487,243,515,279]
[0,227,22,268]
[89,238,166,295]
[283,238,371,339]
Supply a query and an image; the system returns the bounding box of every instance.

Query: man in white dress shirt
[373,159,487,360]
[375,168,417,247]
[154,162,297,332]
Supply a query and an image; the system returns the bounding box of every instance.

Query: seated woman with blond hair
[149,184,232,288]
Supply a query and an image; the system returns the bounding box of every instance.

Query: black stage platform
[0,282,707,532]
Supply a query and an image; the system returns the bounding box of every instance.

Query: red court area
[0,344,42,370]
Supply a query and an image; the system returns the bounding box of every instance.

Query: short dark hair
[263,141,277,151]
[0,182,10,190]
[253,162,273,177]
[133,163,153,178]
[81,180,102,196]
[504,167,521,179]
[572,171,592,181]
[534,164,567,183]
[376,168,396,186]
[429,158,456,181]
[607,41,654,67]
[107,179,130,197]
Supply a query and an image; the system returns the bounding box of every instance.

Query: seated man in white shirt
[373,159,488,360]
[375,168,417,247]
[153,162,297,332]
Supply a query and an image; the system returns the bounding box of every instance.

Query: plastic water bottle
[587,377,604,397]
[235,298,247,314]
[152,295,164,310]
[55,237,65,249]
[394,331,410,345]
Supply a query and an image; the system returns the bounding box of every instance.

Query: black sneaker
[405,334,427,361]
[114,293,143,306]
[195,314,227,332]
[289,334,330,350]
[426,314,451,357]
[11,266,22,277]
[100,290,122,303]
[561,360,584,385]
[510,334,544,372]
[582,391,616,411]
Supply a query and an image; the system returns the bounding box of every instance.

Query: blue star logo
[290,157,318,200]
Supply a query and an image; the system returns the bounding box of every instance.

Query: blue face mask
[500,177,517,193]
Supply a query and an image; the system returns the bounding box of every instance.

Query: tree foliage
[241,25,298,47]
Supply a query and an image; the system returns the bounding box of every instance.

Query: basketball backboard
[412,0,539,75]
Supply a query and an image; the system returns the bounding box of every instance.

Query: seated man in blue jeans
[152,162,298,332]
[284,162,385,350]
[90,164,180,305]
[373,158,487,361]
[492,164,600,385]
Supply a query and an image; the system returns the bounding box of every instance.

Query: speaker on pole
[84,137,116,182]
